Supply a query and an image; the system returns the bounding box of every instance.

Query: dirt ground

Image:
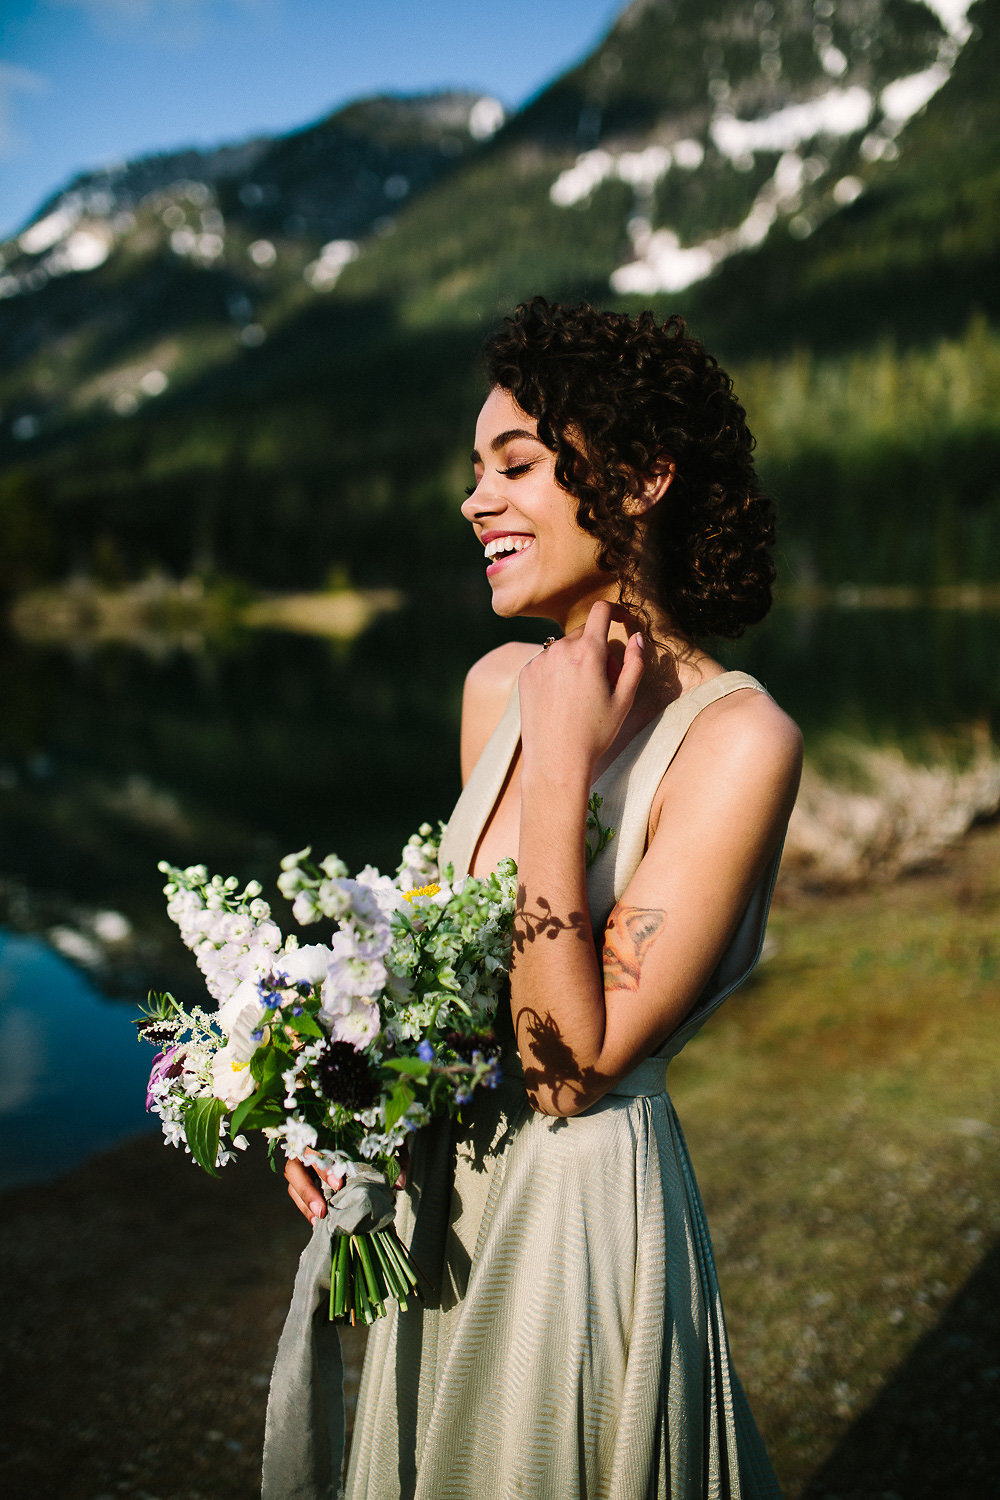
[0,1134,367,1500]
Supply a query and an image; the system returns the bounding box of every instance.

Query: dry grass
[783,735,1000,889]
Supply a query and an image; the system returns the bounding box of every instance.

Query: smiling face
[462,386,619,630]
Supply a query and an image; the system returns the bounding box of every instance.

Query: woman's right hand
[283,1143,409,1225]
[284,1154,344,1226]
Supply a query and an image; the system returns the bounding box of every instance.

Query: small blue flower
[292,1005,304,1017]
[455,1086,473,1106]
[251,1028,264,1042]
[417,1040,434,1063]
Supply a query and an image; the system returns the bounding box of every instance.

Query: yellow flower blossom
[403,883,441,903]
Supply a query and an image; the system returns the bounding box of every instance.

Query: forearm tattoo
[602,905,665,993]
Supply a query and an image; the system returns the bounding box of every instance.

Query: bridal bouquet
[138,824,517,1324]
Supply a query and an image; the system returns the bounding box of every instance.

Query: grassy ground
[674,817,1000,1497]
[1,821,997,1499]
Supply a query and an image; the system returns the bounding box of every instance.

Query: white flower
[280,942,332,987]
[211,1044,256,1108]
[338,879,386,929]
[216,978,264,1035]
[354,865,407,917]
[211,998,262,1106]
[293,888,322,924]
[282,1118,318,1160]
[315,879,354,920]
[329,1001,380,1049]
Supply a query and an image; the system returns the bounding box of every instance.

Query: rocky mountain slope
[0,0,993,593]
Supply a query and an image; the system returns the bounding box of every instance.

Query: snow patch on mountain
[602,2,976,298]
[549,138,703,208]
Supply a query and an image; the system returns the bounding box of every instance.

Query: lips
[482,533,535,577]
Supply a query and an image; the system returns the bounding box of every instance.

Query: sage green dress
[343,669,784,1500]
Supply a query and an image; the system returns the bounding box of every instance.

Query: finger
[287,1179,315,1222]
[582,599,615,641]
[285,1159,326,1221]
[303,1148,343,1193]
[611,629,645,712]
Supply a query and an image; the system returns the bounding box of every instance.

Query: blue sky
[1,0,624,238]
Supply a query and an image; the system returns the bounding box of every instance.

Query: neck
[555,590,706,713]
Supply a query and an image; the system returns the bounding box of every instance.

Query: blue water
[0,929,156,1191]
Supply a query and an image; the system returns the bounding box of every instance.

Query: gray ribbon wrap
[261,1167,396,1500]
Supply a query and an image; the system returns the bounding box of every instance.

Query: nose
[461,477,505,526]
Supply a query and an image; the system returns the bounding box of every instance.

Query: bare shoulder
[460,641,539,784]
[656,684,803,823]
[692,684,803,768]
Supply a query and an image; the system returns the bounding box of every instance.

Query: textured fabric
[263,1172,399,1499]
[343,670,785,1499]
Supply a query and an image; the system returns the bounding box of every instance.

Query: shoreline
[5,575,1000,652]
[6,577,404,644]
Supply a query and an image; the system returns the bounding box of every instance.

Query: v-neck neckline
[461,669,744,882]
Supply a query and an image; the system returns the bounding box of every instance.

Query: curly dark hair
[483,297,774,640]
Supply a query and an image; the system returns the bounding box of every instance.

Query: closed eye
[499,462,534,479]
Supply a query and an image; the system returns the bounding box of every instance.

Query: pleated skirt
[344,1075,782,1500]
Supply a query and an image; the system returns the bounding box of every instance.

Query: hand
[283,1144,410,1225]
[284,1152,344,1226]
[517,602,645,783]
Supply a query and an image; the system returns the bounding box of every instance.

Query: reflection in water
[0,929,154,1189]
[0,597,998,1182]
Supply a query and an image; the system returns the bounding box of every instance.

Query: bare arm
[512,606,802,1117]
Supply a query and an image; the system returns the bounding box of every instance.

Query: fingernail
[635,633,644,649]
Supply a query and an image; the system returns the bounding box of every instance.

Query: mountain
[0,0,995,597]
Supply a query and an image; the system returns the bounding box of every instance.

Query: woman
[278,298,801,1498]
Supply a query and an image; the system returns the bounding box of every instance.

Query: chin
[490,587,544,620]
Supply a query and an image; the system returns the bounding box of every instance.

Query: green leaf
[251,1047,285,1084]
[184,1096,226,1176]
[384,1080,414,1132]
[231,1059,288,1133]
[282,1010,323,1038]
[383,1057,432,1077]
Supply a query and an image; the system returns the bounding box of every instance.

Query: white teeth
[484,536,534,560]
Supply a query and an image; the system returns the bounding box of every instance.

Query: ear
[626,459,675,516]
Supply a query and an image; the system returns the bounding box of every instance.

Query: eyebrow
[469,427,539,464]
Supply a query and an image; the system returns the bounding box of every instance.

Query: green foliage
[183,1096,226,1176]
[734,316,1000,586]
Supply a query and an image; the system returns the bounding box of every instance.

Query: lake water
[2,594,998,1187]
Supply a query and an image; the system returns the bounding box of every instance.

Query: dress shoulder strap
[586,671,767,924]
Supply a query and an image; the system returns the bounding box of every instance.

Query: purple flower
[417,1040,434,1063]
[146,1046,185,1110]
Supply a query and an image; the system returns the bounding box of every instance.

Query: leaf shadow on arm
[509,882,611,1115]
